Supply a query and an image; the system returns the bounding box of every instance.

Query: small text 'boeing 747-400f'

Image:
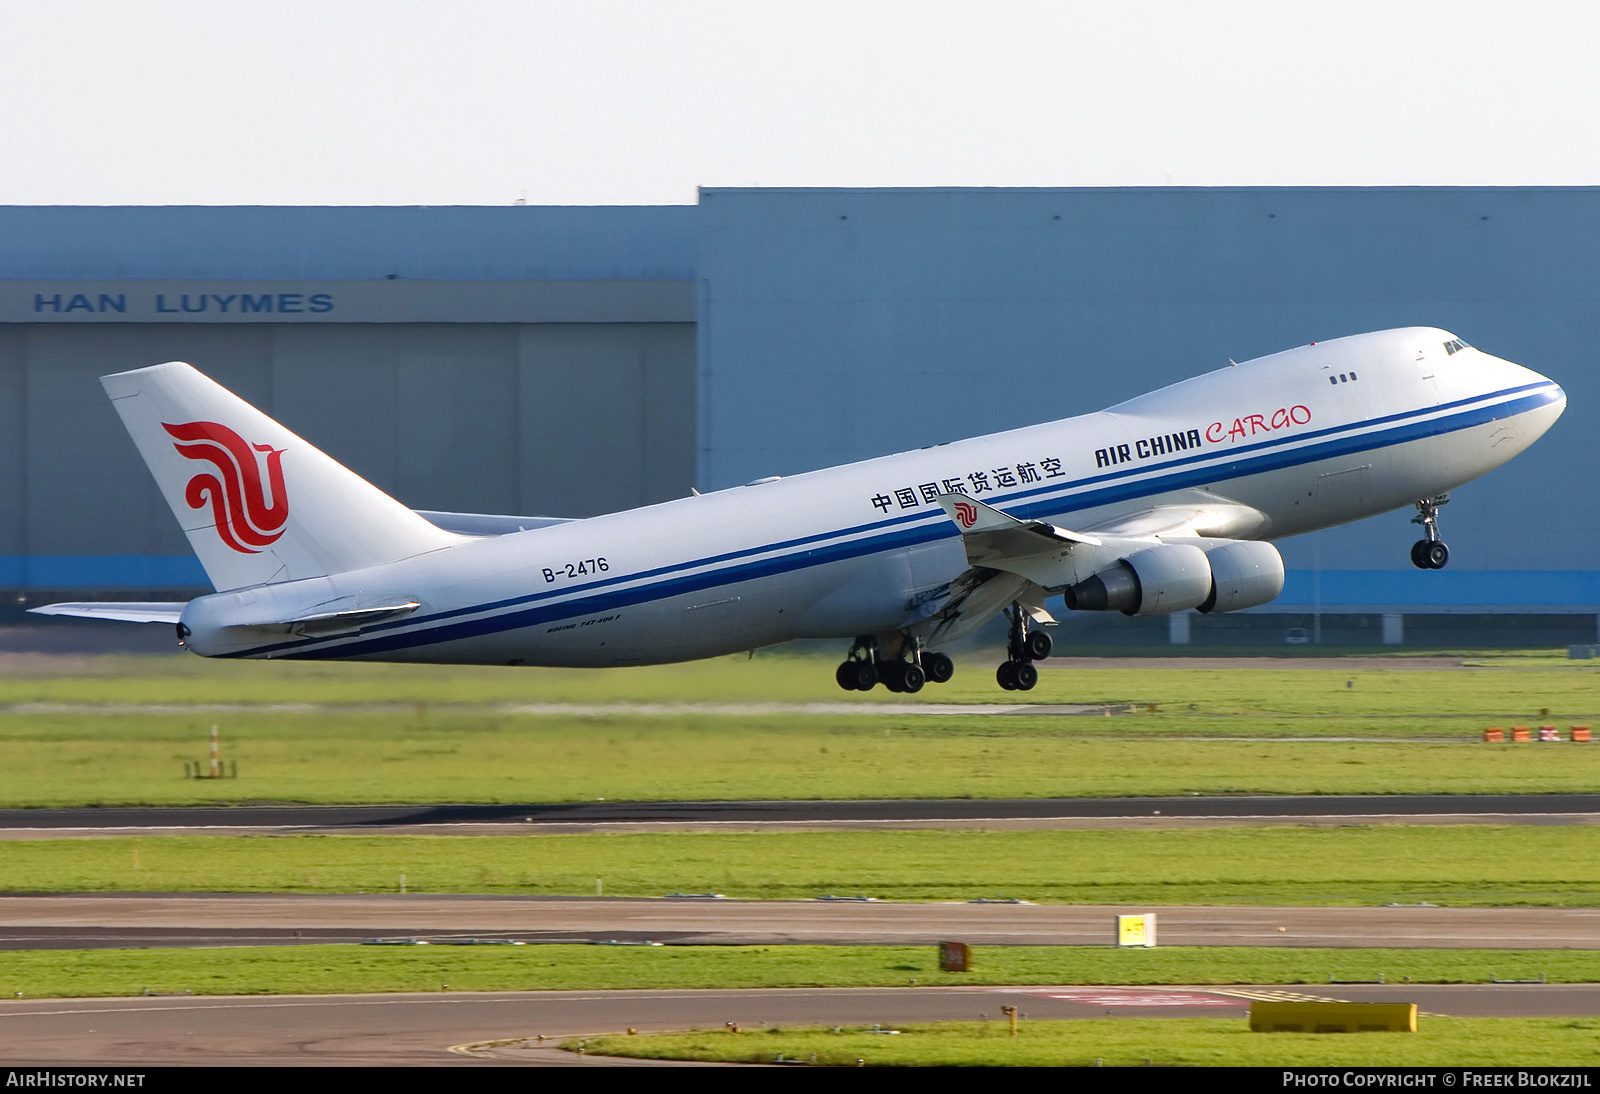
[36,328,1564,691]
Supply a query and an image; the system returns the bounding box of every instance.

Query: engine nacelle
[1198,540,1285,613]
[1062,543,1213,616]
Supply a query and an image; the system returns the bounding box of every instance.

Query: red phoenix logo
[953,501,978,528]
[163,421,289,554]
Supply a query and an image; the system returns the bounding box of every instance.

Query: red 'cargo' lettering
[1206,405,1311,444]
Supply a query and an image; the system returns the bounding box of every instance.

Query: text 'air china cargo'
[36,328,1564,692]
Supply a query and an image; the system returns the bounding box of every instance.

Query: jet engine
[1062,543,1212,616]
[1198,540,1285,613]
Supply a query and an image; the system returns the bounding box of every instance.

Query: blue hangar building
[2,188,1595,646]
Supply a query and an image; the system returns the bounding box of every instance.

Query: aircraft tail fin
[102,362,465,592]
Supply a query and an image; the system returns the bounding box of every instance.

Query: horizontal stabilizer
[225,596,421,636]
[30,602,188,624]
[277,600,420,628]
[415,510,575,536]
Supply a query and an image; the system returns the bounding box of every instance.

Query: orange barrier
[1511,726,1532,742]
[1574,726,1592,742]
[1483,728,1504,743]
[1540,725,1561,742]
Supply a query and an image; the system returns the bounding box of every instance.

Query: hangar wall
[0,206,697,596]
[6,192,1596,620]
[696,187,1599,613]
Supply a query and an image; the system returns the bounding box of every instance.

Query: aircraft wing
[29,602,189,624]
[899,492,1083,645]
[935,493,1101,564]
[901,565,1052,648]
[1078,501,1268,540]
[933,492,1107,591]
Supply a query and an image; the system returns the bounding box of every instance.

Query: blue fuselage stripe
[237,382,1560,659]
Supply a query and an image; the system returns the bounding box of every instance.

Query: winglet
[936,493,1101,546]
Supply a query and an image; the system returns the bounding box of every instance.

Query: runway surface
[4,794,1598,838]
[1041,656,1470,671]
[0,699,1122,716]
[2,983,1595,1066]
[3,894,1597,950]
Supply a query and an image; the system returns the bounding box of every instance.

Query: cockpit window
[1443,339,1470,355]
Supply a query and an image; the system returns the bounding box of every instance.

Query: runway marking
[1024,987,1246,1007]
[1211,988,1350,1004]
[448,1036,529,1058]
[1211,987,1445,1017]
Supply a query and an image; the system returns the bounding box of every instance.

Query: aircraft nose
[1489,350,1562,405]
[1494,354,1565,437]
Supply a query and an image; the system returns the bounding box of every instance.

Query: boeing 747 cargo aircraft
[35,328,1563,691]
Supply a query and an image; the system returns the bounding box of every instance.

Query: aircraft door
[1415,344,1441,404]
[1316,463,1372,521]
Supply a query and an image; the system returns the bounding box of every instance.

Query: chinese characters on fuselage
[869,458,1064,513]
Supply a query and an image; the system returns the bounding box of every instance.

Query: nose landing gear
[1410,494,1451,570]
[835,636,955,693]
[996,601,1052,691]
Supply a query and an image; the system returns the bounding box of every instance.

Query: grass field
[5,651,1596,1063]
[7,827,1599,905]
[8,714,1600,805]
[571,1017,1600,1067]
[4,944,1598,999]
[3,647,1598,709]
[3,649,1600,1068]
[2,652,1600,805]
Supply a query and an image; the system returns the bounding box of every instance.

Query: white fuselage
[179,328,1564,665]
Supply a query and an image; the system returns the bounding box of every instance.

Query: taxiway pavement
[2,894,1597,950]
[2,983,1595,1066]
[3,794,1598,839]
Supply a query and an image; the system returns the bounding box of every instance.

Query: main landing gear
[835,635,956,694]
[1410,494,1451,570]
[996,600,1052,691]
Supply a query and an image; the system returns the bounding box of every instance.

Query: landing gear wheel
[836,662,858,691]
[1012,661,1038,691]
[880,661,906,693]
[845,662,878,691]
[1411,539,1450,569]
[924,652,955,684]
[996,661,1019,690]
[899,664,926,694]
[1410,495,1451,570]
[1024,630,1053,661]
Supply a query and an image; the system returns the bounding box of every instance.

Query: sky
[0,0,1595,206]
